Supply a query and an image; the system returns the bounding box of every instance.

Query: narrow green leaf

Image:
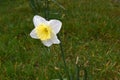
[29,0,39,14]
[51,0,65,10]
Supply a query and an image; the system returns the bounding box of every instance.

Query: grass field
[0,0,120,80]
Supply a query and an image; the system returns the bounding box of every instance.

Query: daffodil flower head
[30,15,62,47]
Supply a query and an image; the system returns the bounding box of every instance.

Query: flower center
[35,24,52,40]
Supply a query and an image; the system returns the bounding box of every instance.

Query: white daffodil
[30,15,62,47]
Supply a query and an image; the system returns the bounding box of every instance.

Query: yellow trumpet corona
[35,24,52,40]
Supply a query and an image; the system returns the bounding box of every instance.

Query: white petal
[48,20,62,34]
[42,40,53,47]
[30,29,39,39]
[33,15,47,27]
[51,35,60,44]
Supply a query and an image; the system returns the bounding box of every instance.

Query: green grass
[0,0,120,80]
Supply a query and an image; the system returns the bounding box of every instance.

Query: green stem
[58,36,72,80]
[83,68,87,80]
[76,64,80,80]
[45,0,49,20]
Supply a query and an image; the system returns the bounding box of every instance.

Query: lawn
[0,0,120,80]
